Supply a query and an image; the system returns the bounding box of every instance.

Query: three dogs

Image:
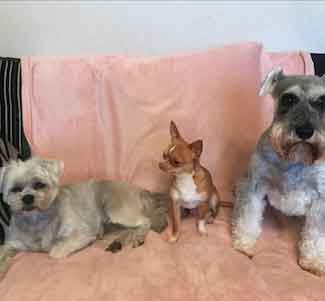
[1,68,325,278]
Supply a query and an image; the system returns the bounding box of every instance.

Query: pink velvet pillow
[22,43,313,203]
[22,43,261,203]
[98,42,264,203]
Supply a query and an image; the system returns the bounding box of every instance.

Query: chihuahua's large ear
[259,67,285,97]
[170,121,181,139]
[190,140,203,158]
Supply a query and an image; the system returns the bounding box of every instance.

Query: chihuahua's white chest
[173,173,203,209]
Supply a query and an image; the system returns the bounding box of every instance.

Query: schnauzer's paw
[49,246,71,259]
[299,256,325,277]
[232,237,256,258]
[106,240,122,253]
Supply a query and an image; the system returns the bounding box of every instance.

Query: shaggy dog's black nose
[22,194,34,205]
[295,126,314,140]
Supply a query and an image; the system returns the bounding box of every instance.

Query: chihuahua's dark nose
[22,194,34,205]
[295,125,314,140]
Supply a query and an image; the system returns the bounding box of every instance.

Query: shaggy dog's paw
[132,239,144,248]
[0,257,13,281]
[299,256,325,277]
[106,240,122,253]
[232,237,256,258]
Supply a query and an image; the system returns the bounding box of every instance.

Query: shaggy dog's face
[1,158,63,213]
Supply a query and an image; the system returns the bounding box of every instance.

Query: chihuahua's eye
[279,93,299,114]
[312,95,325,112]
[11,186,23,193]
[33,182,47,190]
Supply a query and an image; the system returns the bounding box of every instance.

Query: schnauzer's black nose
[22,194,34,205]
[295,126,314,140]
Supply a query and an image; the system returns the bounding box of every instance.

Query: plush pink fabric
[1,209,324,301]
[1,43,322,300]
[21,44,314,204]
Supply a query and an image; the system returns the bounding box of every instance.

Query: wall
[0,1,324,57]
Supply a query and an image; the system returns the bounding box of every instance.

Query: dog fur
[232,68,325,276]
[159,121,221,242]
[0,157,168,278]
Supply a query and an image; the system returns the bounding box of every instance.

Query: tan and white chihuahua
[159,121,222,242]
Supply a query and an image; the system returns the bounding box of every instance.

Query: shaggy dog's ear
[40,159,65,181]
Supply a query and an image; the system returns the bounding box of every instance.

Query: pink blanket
[1,42,323,300]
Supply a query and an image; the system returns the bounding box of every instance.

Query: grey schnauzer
[0,157,167,279]
[232,68,325,276]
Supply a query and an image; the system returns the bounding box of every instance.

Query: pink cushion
[23,42,264,204]
[22,44,314,204]
[1,209,325,301]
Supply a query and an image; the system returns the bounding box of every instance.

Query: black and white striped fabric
[0,139,20,242]
[0,57,30,159]
[0,57,31,244]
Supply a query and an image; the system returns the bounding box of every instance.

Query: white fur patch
[198,219,207,235]
[175,173,203,209]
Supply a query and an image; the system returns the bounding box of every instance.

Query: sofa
[0,42,324,300]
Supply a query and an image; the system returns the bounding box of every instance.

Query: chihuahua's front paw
[232,236,256,258]
[299,255,325,277]
[168,233,180,243]
[198,220,208,236]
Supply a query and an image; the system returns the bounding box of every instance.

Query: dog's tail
[140,191,168,233]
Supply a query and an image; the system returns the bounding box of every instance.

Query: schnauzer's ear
[259,67,285,97]
[41,159,64,179]
[321,74,325,83]
[170,121,181,139]
[190,140,203,158]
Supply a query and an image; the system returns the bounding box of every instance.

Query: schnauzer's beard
[270,123,325,165]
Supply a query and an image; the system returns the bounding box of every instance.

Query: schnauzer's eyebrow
[306,86,325,99]
[282,85,301,95]
[282,85,325,99]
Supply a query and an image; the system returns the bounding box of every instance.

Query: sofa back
[21,42,314,203]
